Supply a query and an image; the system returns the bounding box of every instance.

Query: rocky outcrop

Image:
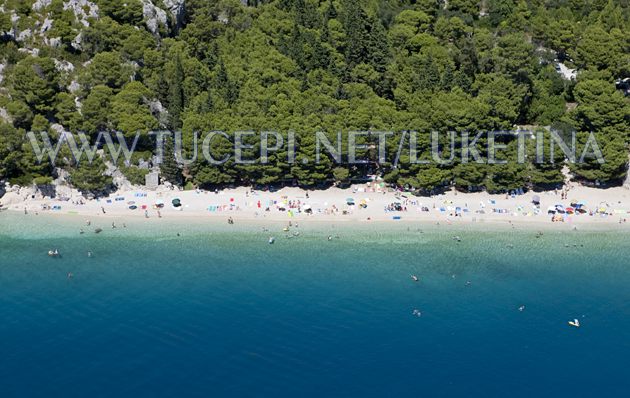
[142,0,186,35]
[63,0,99,27]
[0,107,10,123]
[68,80,81,93]
[32,0,53,12]
[142,0,169,35]
[164,0,186,28]
[54,59,75,73]
[17,28,32,42]
[69,32,82,51]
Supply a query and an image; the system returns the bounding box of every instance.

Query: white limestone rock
[63,0,99,27]
[33,0,53,12]
[17,28,32,41]
[142,0,169,35]
[71,32,82,51]
[0,107,10,123]
[68,80,81,93]
[54,59,75,73]
[163,0,186,27]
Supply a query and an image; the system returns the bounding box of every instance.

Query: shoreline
[2,184,630,233]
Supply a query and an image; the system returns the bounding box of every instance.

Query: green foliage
[80,52,132,90]
[68,156,114,194]
[82,85,114,135]
[1,0,629,191]
[110,82,159,136]
[10,57,59,114]
[96,0,144,26]
[160,134,183,186]
[121,166,149,186]
[0,124,23,180]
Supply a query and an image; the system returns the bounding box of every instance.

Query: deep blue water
[0,214,629,397]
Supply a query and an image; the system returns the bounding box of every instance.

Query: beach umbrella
[129,205,137,210]
[346,197,355,205]
[172,198,181,207]
[532,195,540,204]
[566,207,574,214]
[547,206,556,213]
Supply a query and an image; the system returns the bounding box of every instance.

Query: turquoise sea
[0,213,629,397]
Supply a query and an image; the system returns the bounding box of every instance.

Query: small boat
[568,319,580,328]
[411,275,419,282]
[48,249,59,257]
[268,237,275,244]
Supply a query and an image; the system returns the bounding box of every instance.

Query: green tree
[82,85,114,135]
[160,133,183,186]
[11,57,59,114]
[167,53,185,129]
[68,155,114,195]
[80,51,132,90]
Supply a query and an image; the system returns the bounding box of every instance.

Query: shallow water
[0,213,628,397]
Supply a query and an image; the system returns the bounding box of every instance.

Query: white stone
[0,107,10,123]
[74,96,82,111]
[33,0,53,12]
[556,63,577,80]
[68,80,81,93]
[41,17,53,33]
[47,37,62,48]
[71,32,82,51]
[63,0,99,26]
[17,28,32,41]
[142,0,168,35]
[54,59,75,72]
[163,0,186,26]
